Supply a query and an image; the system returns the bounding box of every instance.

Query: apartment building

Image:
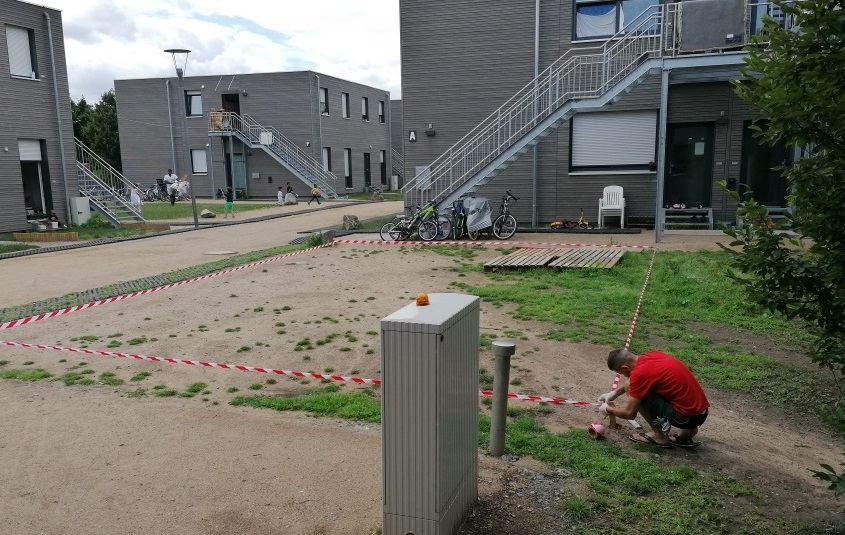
[115,71,393,199]
[400,0,791,231]
[0,0,75,232]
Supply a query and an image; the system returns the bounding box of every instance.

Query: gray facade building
[0,0,75,233]
[115,71,392,199]
[400,0,790,229]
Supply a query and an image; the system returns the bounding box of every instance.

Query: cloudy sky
[38,0,402,102]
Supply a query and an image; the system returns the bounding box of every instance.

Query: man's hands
[598,402,611,416]
[597,391,615,403]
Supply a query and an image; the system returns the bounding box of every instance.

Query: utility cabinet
[381,293,480,535]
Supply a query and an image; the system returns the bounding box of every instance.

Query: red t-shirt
[628,350,709,416]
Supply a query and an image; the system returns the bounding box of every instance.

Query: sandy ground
[1,208,836,534]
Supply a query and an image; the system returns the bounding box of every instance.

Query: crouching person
[598,348,709,448]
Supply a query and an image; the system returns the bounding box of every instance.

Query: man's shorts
[224,201,234,212]
[641,392,708,429]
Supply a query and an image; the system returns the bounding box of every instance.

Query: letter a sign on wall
[408,131,417,142]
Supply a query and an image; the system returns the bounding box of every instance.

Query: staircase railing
[209,111,338,198]
[403,3,677,205]
[75,138,144,222]
[391,148,404,177]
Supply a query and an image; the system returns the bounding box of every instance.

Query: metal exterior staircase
[391,148,404,179]
[75,139,145,226]
[208,112,339,198]
[403,4,680,209]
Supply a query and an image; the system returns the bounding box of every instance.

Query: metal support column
[655,62,670,244]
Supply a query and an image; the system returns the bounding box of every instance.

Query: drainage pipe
[44,11,71,220]
[166,80,176,171]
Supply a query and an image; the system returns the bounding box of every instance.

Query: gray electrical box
[381,293,480,535]
[69,196,90,225]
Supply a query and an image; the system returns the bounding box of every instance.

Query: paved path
[0,201,403,307]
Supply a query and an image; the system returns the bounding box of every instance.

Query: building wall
[0,0,75,232]
[116,71,390,199]
[399,0,763,226]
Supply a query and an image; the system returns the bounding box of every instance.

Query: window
[322,147,332,172]
[344,148,352,188]
[570,110,656,171]
[380,150,387,185]
[342,93,350,118]
[6,25,37,78]
[378,101,385,124]
[319,87,329,115]
[362,97,369,121]
[574,0,657,40]
[185,91,202,117]
[190,149,208,173]
[740,121,791,206]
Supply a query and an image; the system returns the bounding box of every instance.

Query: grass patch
[99,372,124,386]
[231,386,381,422]
[142,202,275,220]
[186,382,208,394]
[0,243,38,254]
[130,371,152,382]
[1,368,52,381]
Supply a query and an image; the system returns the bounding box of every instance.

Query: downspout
[166,80,176,171]
[386,92,391,190]
[531,0,540,227]
[44,11,71,219]
[315,74,323,169]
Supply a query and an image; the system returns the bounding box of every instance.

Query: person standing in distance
[163,169,178,205]
[223,187,235,219]
[308,183,321,205]
[598,348,709,448]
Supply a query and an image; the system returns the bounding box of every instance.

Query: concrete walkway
[0,201,404,307]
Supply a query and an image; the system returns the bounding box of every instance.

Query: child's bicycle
[551,208,594,230]
[380,200,441,241]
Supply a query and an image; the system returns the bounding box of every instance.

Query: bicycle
[491,190,518,240]
[379,201,439,241]
[144,183,167,202]
[450,198,467,240]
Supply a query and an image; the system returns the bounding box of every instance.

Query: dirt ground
[0,222,840,534]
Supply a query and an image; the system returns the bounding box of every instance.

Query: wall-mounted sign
[409,131,417,142]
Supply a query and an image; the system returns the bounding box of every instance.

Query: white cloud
[39,0,401,102]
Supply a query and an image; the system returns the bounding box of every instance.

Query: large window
[185,90,203,117]
[319,87,329,115]
[190,149,207,173]
[574,0,656,40]
[570,110,656,171]
[344,148,352,188]
[6,25,37,78]
[380,150,387,185]
[342,93,350,119]
[362,97,369,121]
[378,101,385,124]
[322,147,332,172]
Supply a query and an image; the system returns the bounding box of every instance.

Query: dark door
[222,93,240,115]
[740,120,791,206]
[665,123,714,208]
[364,152,371,187]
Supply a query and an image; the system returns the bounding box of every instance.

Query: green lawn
[0,243,38,254]
[142,202,276,220]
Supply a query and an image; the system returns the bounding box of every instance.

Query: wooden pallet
[484,247,625,271]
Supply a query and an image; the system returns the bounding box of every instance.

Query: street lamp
[164,48,199,228]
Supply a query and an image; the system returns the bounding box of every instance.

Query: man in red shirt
[598,349,709,448]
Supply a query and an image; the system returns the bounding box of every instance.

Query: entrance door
[363,152,371,187]
[222,93,241,115]
[665,124,714,208]
[223,152,247,196]
[19,139,52,215]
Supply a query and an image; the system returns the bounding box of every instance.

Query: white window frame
[186,90,203,117]
[190,149,208,174]
[6,25,36,79]
[322,147,332,172]
[362,97,369,121]
[570,110,657,171]
[320,87,329,115]
[378,101,385,124]
[341,93,350,119]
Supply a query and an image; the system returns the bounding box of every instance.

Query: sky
[37,0,402,103]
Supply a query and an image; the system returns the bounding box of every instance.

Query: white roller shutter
[191,149,207,173]
[18,139,42,161]
[6,26,34,78]
[572,111,656,168]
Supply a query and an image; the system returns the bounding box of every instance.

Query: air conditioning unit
[259,131,273,145]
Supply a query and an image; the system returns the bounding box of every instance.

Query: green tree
[724,0,845,373]
[71,89,122,171]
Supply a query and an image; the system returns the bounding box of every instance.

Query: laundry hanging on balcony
[576,4,616,39]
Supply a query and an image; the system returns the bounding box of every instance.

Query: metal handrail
[209,111,339,198]
[402,4,674,206]
[391,148,404,176]
[75,138,144,221]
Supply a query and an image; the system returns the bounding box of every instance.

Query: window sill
[192,172,208,176]
[569,170,656,176]
[11,74,39,81]
[186,115,203,119]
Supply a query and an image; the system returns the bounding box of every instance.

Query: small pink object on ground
[588,421,606,439]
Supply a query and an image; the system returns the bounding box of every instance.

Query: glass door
[665,123,714,208]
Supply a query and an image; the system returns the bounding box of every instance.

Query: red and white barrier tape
[1,339,602,407]
[335,238,654,250]
[0,340,383,385]
[0,244,330,331]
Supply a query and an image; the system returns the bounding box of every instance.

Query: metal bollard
[489,340,516,457]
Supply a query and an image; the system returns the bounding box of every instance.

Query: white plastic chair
[598,186,625,228]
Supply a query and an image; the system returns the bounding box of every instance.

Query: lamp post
[165,48,199,228]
